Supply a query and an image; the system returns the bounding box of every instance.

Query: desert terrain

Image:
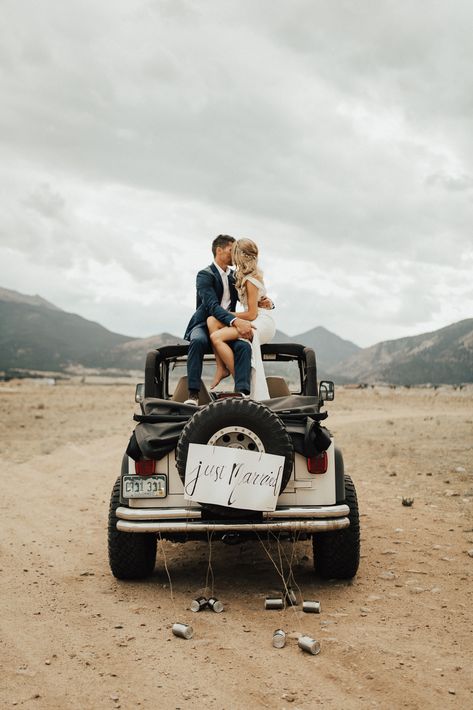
[1,380,472,709]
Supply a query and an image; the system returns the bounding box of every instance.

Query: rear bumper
[115,504,350,534]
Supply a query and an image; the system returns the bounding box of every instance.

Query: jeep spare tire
[176,398,294,516]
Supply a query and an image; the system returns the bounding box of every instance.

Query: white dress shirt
[214,261,232,310]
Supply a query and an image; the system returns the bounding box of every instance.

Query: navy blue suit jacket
[184,263,238,341]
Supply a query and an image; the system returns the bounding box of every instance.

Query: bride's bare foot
[210,368,230,389]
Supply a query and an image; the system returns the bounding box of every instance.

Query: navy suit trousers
[187,324,252,394]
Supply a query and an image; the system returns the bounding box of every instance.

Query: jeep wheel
[176,398,294,516]
[312,474,360,579]
[108,476,157,579]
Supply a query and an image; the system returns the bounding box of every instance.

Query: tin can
[284,588,298,606]
[265,597,284,610]
[190,596,208,612]
[298,635,321,655]
[172,622,193,639]
[272,629,286,649]
[208,597,224,613]
[302,600,321,614]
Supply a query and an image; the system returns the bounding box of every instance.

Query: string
[256,532,302,631]
[275,531,305,605]
[205,530,215,597]
[158,533,178,618]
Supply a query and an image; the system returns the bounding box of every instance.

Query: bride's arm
[231,281,259,321]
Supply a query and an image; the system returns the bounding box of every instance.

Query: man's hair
[212,234,235,257]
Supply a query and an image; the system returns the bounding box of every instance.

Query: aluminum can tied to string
[272,629,286,648]
[302,600,321,614]
[265,597,284,610]
[284,588,298,606]
[298,635,321,655]
[172,623,193,640]
[208,597,224,613]
[190,596,208,612]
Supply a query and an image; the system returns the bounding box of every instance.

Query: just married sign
[184,444,285,512]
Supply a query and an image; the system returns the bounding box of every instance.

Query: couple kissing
[183,235,275,404]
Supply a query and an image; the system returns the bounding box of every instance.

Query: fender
[335,447,345,502]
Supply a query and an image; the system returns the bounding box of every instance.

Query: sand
[1,381,472,709]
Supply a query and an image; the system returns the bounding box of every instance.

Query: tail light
[135,459,155,475]
[307,451,328,474]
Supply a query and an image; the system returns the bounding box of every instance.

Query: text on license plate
[123,475,167,498]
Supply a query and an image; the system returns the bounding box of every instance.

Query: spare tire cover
[176,398,294,516]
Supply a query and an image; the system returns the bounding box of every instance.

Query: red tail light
[307,451,328,474]
[135,459,155,475]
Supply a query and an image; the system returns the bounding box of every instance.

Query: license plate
[123,475,167,498]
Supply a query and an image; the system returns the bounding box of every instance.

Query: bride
[207,238,275,400]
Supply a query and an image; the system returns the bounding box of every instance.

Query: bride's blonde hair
[232,238,263,298]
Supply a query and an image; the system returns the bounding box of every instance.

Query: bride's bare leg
[210,326,239,378]
[207,316,230,388]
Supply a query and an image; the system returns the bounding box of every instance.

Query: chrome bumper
[115,504,350,534]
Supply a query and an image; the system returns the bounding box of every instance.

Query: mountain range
[329,318,473,385]
[1,286,472,384]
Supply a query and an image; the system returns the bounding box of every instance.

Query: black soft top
[127,395,329,463]
[148,342,313,362]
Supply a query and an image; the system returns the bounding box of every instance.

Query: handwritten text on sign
[184,444,285,511]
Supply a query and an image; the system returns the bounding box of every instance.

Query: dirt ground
[1,381,472,709]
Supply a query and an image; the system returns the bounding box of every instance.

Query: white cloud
[0,0,472,347]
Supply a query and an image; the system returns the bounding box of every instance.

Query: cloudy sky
[1,0,472,347]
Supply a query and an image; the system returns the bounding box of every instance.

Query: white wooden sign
[184,443,285,512]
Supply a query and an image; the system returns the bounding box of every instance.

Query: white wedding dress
[239,276,276,400]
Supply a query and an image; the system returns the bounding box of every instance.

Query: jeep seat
[266,376,291,398]
[171,376,211,405]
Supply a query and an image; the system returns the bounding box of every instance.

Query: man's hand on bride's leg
[233,318,256,340]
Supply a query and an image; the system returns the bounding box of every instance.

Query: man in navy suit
[183,235,257,404]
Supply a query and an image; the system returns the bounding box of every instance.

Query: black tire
[176,398,294,516]
[108,476,157,580]
[312,474,360,579]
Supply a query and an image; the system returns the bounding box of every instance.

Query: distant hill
[270,326,361,378]
[2,286,471,384]
[0,286,60,311]
[0,288,188,373]
[0,287,358,375]
[108,333,187,369]
[0,296,132,372]
[330,318,473,385]
[289,326,361,371]
[273,328,293,344]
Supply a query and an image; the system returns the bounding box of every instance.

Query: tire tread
[108,477,157,580]
[312,474,360,579]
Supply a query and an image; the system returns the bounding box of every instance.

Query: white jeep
[108,343,360,580]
